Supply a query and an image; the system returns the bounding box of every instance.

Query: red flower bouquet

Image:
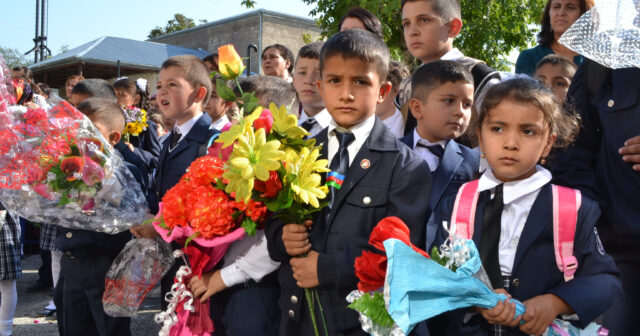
[0,54,148,234]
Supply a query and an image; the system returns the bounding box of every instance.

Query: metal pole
[40,0,45,61]
[116,60,120,78]
[34,0,39,63]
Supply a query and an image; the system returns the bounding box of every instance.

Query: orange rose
[217,44,245,79]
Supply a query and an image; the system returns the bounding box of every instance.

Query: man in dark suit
[265,30,432,336]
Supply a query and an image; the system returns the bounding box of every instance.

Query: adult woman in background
[261,44,294,82]
[515,0,594,76]
[338,6,384,39]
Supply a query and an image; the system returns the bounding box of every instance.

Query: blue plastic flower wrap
[383,238,526,334]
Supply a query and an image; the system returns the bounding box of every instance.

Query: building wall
[150,11,321,75]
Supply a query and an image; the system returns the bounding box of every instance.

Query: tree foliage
[244,0,546,70]
[148,14,208,38]
[0,46,32,69]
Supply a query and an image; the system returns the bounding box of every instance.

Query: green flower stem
[304,288,321,336]
[235,78,244,96]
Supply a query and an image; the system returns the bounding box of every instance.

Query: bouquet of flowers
[147,44,330,336]
[361,218,609,336]
[0,54,148,234]
[122,105,148,142]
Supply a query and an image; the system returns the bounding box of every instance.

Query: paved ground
[14,253,161,336]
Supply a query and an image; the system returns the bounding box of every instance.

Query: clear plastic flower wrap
[0,55,149,233]
[103,238,174,317]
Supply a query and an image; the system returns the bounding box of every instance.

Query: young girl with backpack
[429,77,621,336]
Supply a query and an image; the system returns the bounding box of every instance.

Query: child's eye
[420,17,430,23]
[491,126,502,133]
[401,21,410,28]
[328,78,340,84]
[523,129,536,136]
[464,102,472,108]
[355,79,369,86]
[443,98,454,104]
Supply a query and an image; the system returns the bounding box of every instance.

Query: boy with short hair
[69,79,118,106]
[401,60,480,249]
[534,54,577,103]
[377,60,410,138]
[54,98,148,336]
[265,29,432,335]
[397,0,501,135]
[292,41,332,137]
[130,55,218,309]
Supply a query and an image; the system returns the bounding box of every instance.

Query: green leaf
[184,232,199,247]
[216,78,237,102]
[347,292,395,328]
[241,92,260,116]
[241,217,257,236]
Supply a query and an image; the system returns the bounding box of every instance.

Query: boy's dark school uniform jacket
[400,134,480,249]
[149,113,214,214]
[428,183,621,336]
[129,120,161,176]
[266,118,432,334]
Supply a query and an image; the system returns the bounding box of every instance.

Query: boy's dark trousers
[209,271,280,336]
[54,248,130,336]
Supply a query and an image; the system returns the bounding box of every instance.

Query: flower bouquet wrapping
[0,54,148,234]
[122,105,148,142]
[383,220,608,336]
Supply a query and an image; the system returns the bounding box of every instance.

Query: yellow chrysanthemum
[269,103,308,139]
[286,147,329,208]
[216,106,263,148]
[228,127,284,182]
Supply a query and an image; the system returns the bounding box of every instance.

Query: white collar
[174,112,203,138]
[300,108,332,129]
[412,128,447,149]
[328,113,376,142]
[477,166,552,204]
[211,114,230,131]
[440,48,465,60]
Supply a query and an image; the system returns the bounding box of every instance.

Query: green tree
[0,46,31,69]
[148,13,205,38]
[244,0,545,70]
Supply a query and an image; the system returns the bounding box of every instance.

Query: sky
[1,0,317,59]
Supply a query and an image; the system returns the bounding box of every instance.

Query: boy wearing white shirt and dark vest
[376,60,410,138]
[400,60,480,248]
[292,42,332,138]
[266,29,432,335]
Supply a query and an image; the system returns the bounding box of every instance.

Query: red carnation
[253,170,283,198]
[253,109,273,135]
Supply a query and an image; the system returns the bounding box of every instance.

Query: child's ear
[409,98,424,120]
[475,128,484,152]
[447,18,463,38]
[542,133,557,158]
[377,81,392,104]
[109,131,121,146]
[194,86,208,103]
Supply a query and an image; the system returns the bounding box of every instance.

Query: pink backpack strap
[451,180,480,239]
[552,185,582,282]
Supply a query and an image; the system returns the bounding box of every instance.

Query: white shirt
[299,108,332,138]
[211,114,230,131]
[173,112,203,142]
[327,114,376,166]
[381,108,405,138]
[477,166,552,275]
[219,230,281,287]
[412,129,447,172]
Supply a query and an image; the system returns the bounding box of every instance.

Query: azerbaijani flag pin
[360,159,370,169]
[327,171,345,190]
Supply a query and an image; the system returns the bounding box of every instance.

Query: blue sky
[1,0,316,57]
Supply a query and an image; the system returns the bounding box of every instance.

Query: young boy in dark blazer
[265,29,432,336]
[130,55,217,309]
[399,60,480,249]
[54,98,148,336]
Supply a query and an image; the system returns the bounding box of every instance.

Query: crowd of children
[4,0,639,335]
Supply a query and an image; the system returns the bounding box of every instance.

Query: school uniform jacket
[429,183,621,335]
[149,113,214,214]
[552,60,640,246]
[400,134,480,249]
[266,118,432,334]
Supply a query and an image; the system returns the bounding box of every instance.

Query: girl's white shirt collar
[477,165,552,204]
